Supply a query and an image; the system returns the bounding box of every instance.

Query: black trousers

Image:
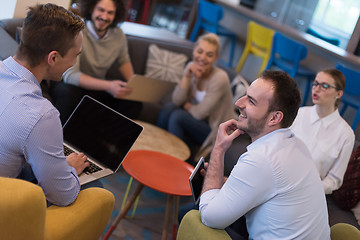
[50,81,143,125]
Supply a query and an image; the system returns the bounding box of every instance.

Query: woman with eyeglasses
[290,68,355,194]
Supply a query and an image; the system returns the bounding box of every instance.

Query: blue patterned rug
[98,168,193,240]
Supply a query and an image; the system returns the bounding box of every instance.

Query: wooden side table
[131,120,190,160]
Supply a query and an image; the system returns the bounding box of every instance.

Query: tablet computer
[189,157,205,204]
[121,75,176,103]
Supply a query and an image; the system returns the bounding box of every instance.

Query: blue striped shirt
[0,57,80,206]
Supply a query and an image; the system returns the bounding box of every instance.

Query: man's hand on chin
[214,119,243,152]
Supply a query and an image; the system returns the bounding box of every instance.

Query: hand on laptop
[107,80,132,98]
[66,152,89,175]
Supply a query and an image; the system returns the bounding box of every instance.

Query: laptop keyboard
[84,161,102,173]
[63,145,74,156]
[63,145,103,174]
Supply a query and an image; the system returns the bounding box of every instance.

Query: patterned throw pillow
[332,145,360,210]
[145,44,188,83]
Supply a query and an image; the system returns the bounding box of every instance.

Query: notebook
[189,157,205,204]
[62,95,143,185]
[121,74,176,103]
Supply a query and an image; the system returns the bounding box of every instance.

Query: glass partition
[252,0,360,50]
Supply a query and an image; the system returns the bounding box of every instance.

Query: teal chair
[190,0,237,67]
[336,63,360,131]
[266,32,315,106]
[307,28,340,46]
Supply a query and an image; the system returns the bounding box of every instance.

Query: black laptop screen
[63,96,143,171]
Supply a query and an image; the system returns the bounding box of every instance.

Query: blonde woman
[157,33,235,161]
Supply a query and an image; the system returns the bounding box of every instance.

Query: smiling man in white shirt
[199,70,330,240]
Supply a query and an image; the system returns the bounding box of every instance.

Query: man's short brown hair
[16,3,84,68]
[261,70,301,128]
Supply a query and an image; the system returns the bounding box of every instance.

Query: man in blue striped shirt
[0,4,89,206]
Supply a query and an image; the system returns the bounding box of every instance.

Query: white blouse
[195,89,206,104]
[290,105,355,194]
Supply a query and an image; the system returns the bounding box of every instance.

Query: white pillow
[145,44,188,83]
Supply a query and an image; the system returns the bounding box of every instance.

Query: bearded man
[51,0,142,124]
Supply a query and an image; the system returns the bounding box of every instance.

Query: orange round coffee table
[104,150,194,240]
[123,150,194,195]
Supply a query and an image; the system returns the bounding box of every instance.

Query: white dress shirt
[200,129,330,240]
[291,105,355,194]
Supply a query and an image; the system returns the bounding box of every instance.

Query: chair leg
[235,47,249,72]
[352,109,360,131]
[258,55,271,77]
[103,183,145,240]
[340,103,348,116]
[302,77,312,106]
[190,22,201,42]
[227,35,236,68]
[162,195,174,240]
[121,176,140,218]
[171,196,180,240]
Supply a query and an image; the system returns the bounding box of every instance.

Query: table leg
[162,194,174,240]
[172,196,180,240]
[103,183,144,240]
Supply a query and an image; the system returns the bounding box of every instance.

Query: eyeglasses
[312,80,337,91]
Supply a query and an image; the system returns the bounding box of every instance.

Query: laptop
[189,157,205,204]
[62,95,143,185]
[121,74,176,103]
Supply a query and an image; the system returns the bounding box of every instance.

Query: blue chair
[266,32,315,106]
[336,63,360,131]
[190,0,237,67]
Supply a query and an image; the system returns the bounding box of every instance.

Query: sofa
[1,17,359,231]
[0,17,245,166]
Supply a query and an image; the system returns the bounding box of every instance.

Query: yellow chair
[0,177,115,240]
[177,210,360,240]
[331,223,360,240]
[235,21,274,77]
[177,210,231,240]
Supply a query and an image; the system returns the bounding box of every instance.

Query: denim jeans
[156,102,211,147]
